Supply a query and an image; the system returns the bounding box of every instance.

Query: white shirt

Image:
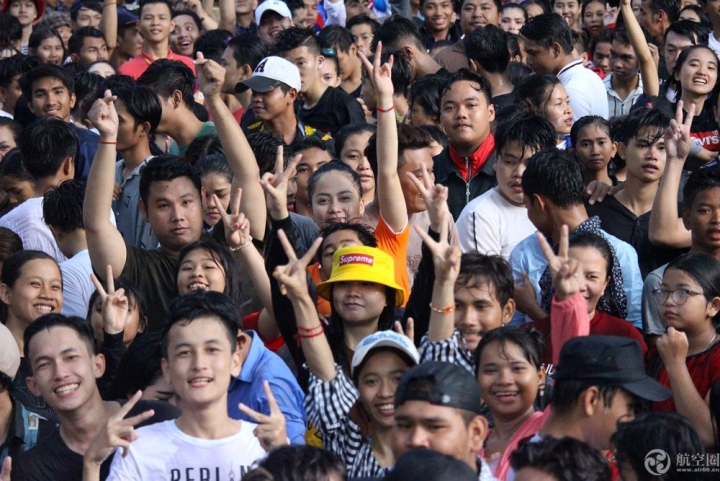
[456,188,537,260]
[106,419,267,480]
[59,249,94,318]
[604,73,644,118]
[710,33,720,59]
[557,58,609,121]
[0,197,66,262]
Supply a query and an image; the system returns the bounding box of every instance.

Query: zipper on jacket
[465,156,472,203]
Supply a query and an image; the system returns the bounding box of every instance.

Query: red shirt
[117,50,196,79]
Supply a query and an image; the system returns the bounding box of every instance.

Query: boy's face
[140,2,174,46]
[27,326,104,415]
[495,141,537,206]
[619,127,666,183]
[350,23,374,56]
[320,230,363,280]
[454,276,513,351]
[281,46,320,94]
[664,32,695,75]
[250,85,296,121]
[586,387,636,451]
[115,99,146,152]
[522,38,560,75]
[610,40,639,82]
[118,24,144,58]
[258,11,292,46]
[73,7,102,30]
[683,187,720,252]
[29,76,76,121]
[141,176,203,253]
[75,36,108,64]
[422,0,454,34]
[440,80,494,152]
[162,316,240,409]
[9,0,37,27]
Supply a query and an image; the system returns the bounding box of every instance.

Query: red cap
[2,0,46,24]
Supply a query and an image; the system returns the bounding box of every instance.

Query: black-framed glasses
[652,288,704,306]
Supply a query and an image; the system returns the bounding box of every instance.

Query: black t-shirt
[297,87,365,137]
[492,91,518,113]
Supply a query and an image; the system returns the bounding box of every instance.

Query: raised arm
[196,53,267,240]
[84,91,128,279]
[217,0,237,36]
[649,101,692,248]
[359,43,408,233]
[100,0,117,51]
[621,0,658,96]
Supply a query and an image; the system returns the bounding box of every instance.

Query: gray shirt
[114,157,158,250]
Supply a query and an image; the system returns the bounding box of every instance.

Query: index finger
[557,224,569,259]
[536,231,555,265]
[685,102,696,127]
[373,41,383,71]
[277,229,299,261]
[115,390,144,420]
[274,145,285,176]
[105,265,115,295]
[358,49,373,75]
[675,100,684,127]
[262,380,282,415]
[299,235,324,266]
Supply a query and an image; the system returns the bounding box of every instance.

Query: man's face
[350,23,374,55]
[29,76,76,121]
[664,32,695,75]
[422,0,455,34]
[439,80,494,152]
[293,0,317,27]
[610,40,639,83]
[9,0,37,27]
[619,127,666,184]
[398,148,435,215]
[258,11,292,45]
[118,24,144,58]
[460,0,500,35]
[454,277,510,351]
[281,46,320,93]
[0,74,22,116]
[142,176,203,253]
[683,187,720,252]
[345,0,370,20]
[73,7,102,30]
[76,36,108,64]
[234,0,257,16]
[638,0,662,40]
[27,326,104,415]
[294,146,331,209]
[139,2,174,46]
[220,47,248,94]
[392,401,485,471]
[161,316,240,408]
[592,40,611,76]
[251,85,295,121]
[522,38,559,74]
[495,141,536,206]
[170,14,200,57]
[115,99,146,152]
[587,388,636,451]
[706,0,720,25]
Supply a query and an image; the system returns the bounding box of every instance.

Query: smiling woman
[176,239,244,309]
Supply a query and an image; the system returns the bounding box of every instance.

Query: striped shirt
[604,73,643,119]
[419,330,476,375]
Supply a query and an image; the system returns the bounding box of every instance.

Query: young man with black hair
[520,13,608,120]
[346,13,380,56]
[463,24,515,111]
[457,111,557,259]
[109,7,142,68]
[418,0,463,51]
[434,69,497,220]
[509,149,643,326]
[169,9,202,58]
[638,0,680,66]
[219,33,269,121]
[67,26,107,64]
[117,0,195,79]
[275,27,364,137]
[70,0,102,30]
[604,29,643,118]
[112,84,161,251]
[293,135,332,218]
[42,179,95,318]
[138,59,215,157]
[254,0,293,46]
[317,25,363,98]
[0,54,23,118]
[18,64,99,180]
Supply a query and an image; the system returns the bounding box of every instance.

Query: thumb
[195,51,205,62]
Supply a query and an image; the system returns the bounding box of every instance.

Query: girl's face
[575,123,616,173]
[553,0,581,28]
[35,36,65,66]
[319,59,341,88]
[477,340,544,421]
[339,131,374,197]
[500,7,525,35]
[582,1,606,36]
[631,0,642,21]
[90,295,145,344]
[0,126,17,160]
[357,350,410,429]
[524,3,545,21]
[677,48,718,97]
[311,170,364,226]
[659,268,719,333]
[177,248,227,295]
[569,246,610,316]
[0,259,62,325]
[0,175,35,208]
[545,84,574,136]
[201,172,232,227]
[57,25,72,49]
[679,8,701,23]
[332,281,387,326]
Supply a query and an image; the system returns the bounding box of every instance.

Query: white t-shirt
[59,249,94,318]
[0,197,66,262]
[710,33,720,59]
[456,188,537,260]
[106,419,267,480]
[557,59,609,121]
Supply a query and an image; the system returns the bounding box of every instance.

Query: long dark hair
[177,240,243,310]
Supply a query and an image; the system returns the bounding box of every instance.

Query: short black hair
[418,124,448,148]
[68,27,105,56]
[441,68,492,105]
[43,179,85,233]
[510,437,612,480]
[161,290,240,358]
[24,313,97,360]
[494,109,557,157]
[274,27,320,56]
[193,29,233,62]
[185,134,223,165]
[372,14,423,52]
[334,122,375,158]
[244,446,347,481]
[522,149,585,209]
[138,0,173,17]
[409,76,443,124]
[0,14,22,46]
[19,63,75,101]
[114,332,165,399]
[457,253,514,306]
[519,13,573,54]
[114,84,162,135]
[683,165,720,213]
[590,28,613,56]
[615,107,669,145]
[364,49,412,98]
[227,34,270,70]
[307,161,363,202]
[570,115,611,147]
[247,132,289,176]
[571,29,589,54]
[550,379,627,414]
[0,54,24,89]
[0,148,32,182]
[464,25,510,74]
[366,123,433,178]
[137,59,195,107]
[71,0,103,21]
[506,61,532,87]
[172,9,202,30]
[346,13,381,35]
[72,71,108,124]
[646,0,680,23]
[610,27,631,48]
[139,154,201,206]
[18,119,78,180]
[294,134,333,157]
[664,18,710,45]
[319,221,377,249]
[317,25,354,53]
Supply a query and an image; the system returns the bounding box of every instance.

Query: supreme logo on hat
[339,254,374,267]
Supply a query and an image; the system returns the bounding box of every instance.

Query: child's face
[610,39,640,83]
[454,278,512,352]
[658,268,719,333]
[620,127,666,183]
[575,124,616,174]
[553,0,580,28]
[90,296,144,345]
[683,187,720,252]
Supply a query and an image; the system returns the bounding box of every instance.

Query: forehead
[479,339,528,363]
[174,14,197,26]
[692,186,720,207]
[32,76,69,92]
[666,32,695,47]
[499,140,537,160]
[395,399,464,423]
[166,315,233,346]
[343,131,373,149]
[141,2,172,16]
[313,170,359,194]
[630,125,663,142]
[423,0,452,7]
[455,280,500,303]
[683,49,717,64]
[18,258,62,278]
[78,6,101,15]
[662,267,698,287]
[182,248,221,263]
[28,326,91,361]
[147,176,199,200]
[350,23,373,34]
[323,229,362,248]
[611,40,634,53]
[400,147,433,168]
[577,123,609,139]
[299,146,332,163]
[441,80,486,102]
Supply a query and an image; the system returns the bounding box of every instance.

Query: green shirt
[169,121,217,157]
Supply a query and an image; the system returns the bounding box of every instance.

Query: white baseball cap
[236,56,302,93]
[351,331,419,377]
[255,0,292,25]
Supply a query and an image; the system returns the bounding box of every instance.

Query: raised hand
[90,265,129,336]
[83,391,155,467]
[87,90,119,139]
[394,317,414,343]
[273,229,322,301]
[537,225,583,301]
[414,211,461,285]
[195,52,226,100]
[406,163,449,232]
[259,146,301,221]
[665,100,695,162]
[358,41,395,102]
[238,381,288,451]
[657,326,690,366]
[215,187,252,251]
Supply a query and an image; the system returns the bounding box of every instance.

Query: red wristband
[376,105,395,113]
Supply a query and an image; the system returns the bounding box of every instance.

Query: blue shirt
[72,124,99,181]
[509,229,643,328]
[227,331,307,444]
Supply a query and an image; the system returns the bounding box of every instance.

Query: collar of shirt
[140,49,177,65]
[557,58,584,78]
[237,331,264,383]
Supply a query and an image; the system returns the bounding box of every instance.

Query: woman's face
[677,48,718,97]
[0,126,17,160]
[319,59,341,88]
[201,172,232,227]
[569,246,610,316]
[500,6,525,35]
[575,124,616,173]
[311,170,364,226]
[177,248,227,295]
[477,340,543,421]
[339,131,374,199]
[553,0,580,29]
[658,268,716,333]
[142,375,177,406]
[524,3,545,21]
[582,1,606,36]
[357,350,410,429]
[544,84,574,136]
[35,36,65,66]
[332,281,387,326]
[88,61,116,78]
[1,259,62,325]
[679,8,701,23]
[0,175,35,209]
[90,295,145,344]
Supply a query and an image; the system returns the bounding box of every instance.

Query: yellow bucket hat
[316,246,405,307]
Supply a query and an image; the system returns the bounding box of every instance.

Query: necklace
[703,333,718,353]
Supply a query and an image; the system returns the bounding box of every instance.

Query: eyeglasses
[652,288,704,306]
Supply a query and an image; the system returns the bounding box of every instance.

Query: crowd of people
[0,0,719,479]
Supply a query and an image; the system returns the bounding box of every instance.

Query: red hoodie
[448,134,495,182]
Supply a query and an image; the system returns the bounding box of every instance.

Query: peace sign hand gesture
[259,146,301,221]
[90,265,129,336]
[273,229,323,301]
[537,225,583,301]
[238,381,288,451]
[406,162,449,232]
[665,100,695,163]
[215,187,252,251]
[414,212,461,285]
[358,41,395,102]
